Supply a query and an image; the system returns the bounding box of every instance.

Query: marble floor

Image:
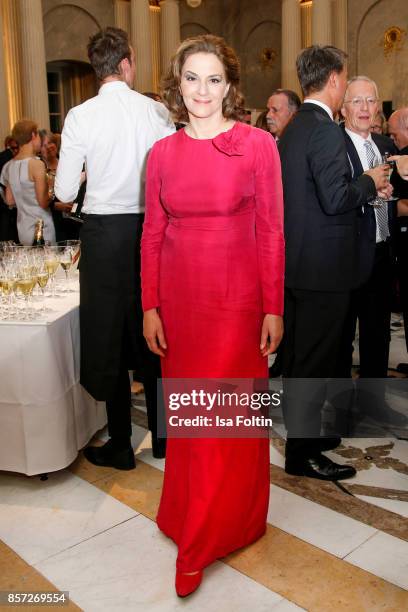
[0,318,407,611]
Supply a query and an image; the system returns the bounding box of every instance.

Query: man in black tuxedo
[279,46,390,480]
[388,109,408,374]
[339,76,397,382]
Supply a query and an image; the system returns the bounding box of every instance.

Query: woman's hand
[260,314,283,357]
[143,308,167,357]
[5,185,15,206]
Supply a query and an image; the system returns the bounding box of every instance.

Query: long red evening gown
[141,121,284,572]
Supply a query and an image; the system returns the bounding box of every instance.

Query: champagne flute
[35,258,50,313]
[66,239,81,267]
[1,275,16,318]
[15,269,36,320]
[371,156,391,208]
[0,258,18,319]
[44,245,60,297]
[57,240,80,290]
[59,245,72,281]
[15,248,38,318]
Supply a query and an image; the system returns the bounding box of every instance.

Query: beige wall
[11,0,406,121]
[348,0,408,110]
[42,0,114,63]
[179,0,408,111]
[180,0,282,108]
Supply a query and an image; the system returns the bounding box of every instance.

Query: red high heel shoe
[175,569,203,597]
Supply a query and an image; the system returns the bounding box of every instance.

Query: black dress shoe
[285,453,356,481]
[152,437,166,459]
[83,439,136,470]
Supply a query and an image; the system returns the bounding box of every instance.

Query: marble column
[114,0,131,36]
[333,0,348,52]
[1,0,24,127]
[281,0,302,95]
[130,0,153,92]
[312,0,332,47]
[301,1,313,49]
[19,0,50,129]
[150,6,161,93]
[160,0,180,77]
[0,7,10,140]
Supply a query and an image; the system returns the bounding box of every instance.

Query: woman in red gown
[141,35,284,597]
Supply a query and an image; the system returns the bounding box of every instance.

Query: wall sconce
[382,26,406,58]
[261,47,277,70]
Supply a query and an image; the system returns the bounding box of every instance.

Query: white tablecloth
[0,277,106,475]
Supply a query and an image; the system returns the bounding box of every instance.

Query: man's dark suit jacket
[391,144,408,199]
[341,128,397,284]
[279,103,377,292]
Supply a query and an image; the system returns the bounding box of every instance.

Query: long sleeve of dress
[254,132,285,315]
[141,142,169,311]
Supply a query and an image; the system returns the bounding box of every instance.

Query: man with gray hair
[339,75,396,386]
[266,89,301,141]
[267,88,301,379]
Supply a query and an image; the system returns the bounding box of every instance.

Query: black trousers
[80,213,163,443]
[282,287,350,460]
[339,241,393,379]
[0,202,18,242]
[396,223,408,353]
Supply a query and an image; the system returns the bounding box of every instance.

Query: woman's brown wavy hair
[161,34,245,123]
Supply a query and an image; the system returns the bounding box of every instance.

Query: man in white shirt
[55,27,174,469]
[339,76,396,384]
[337,77,408,429]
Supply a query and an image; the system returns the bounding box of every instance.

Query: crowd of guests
[255,76,408,385]
[0,126,80,245]
[1,26,407,598]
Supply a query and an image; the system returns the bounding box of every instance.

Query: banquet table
[0,275,106,476]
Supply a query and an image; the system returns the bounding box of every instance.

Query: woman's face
[180,52,230,121]
[40,136,49,159]
[47,142,58,159]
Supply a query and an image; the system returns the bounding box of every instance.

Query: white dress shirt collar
[345,127,374,150]
[303,98,333,120]
[344,127,381,171]
[98,80,129,95]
